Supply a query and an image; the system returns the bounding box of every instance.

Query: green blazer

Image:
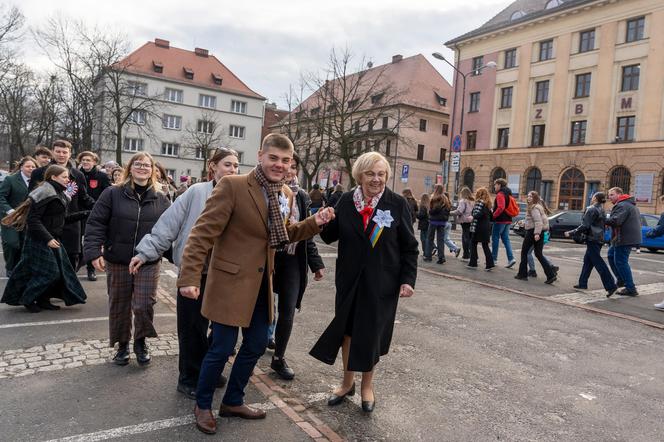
[0,172,29,247]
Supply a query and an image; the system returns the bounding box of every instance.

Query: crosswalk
[550,282,664,305]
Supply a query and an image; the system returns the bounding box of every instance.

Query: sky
[10,0,512,107]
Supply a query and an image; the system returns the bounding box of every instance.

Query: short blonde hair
[352,152,391,185]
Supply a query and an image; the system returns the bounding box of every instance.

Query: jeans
[425,224,445,260]
[578,241,617,291]
[527,246,552,272]
[177,274,210,388]
[607,245,635,290]
[517,230,554,279]
[443,223,459,253]
[419,230,427,255]
[491,223,514,262]
[460,223,471,259]
[267,293,277,341]
[196,275,269,409]
[469,240,494,268]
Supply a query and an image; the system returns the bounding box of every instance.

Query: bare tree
[0,5,24,79]
[182,110,229,180]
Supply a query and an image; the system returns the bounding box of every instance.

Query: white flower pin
[373,209,394,229]
[278,193,290,217]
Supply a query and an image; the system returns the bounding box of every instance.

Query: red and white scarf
[353,186,383,230]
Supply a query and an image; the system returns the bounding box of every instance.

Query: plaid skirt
[1,235,87,306]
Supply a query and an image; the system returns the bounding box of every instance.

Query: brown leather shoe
[194,405,216,434]
[219,403,267,420]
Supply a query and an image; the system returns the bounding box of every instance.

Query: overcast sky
[12,0,511,107]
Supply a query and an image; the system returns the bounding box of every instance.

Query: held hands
[399,284,414,298]
[128,256,144,275]
[314,207,335,226]
[92,256,105,272]
[564,231,571,238]
[314,269,325,281]
[47,239,60,249]
[180,286,200,300]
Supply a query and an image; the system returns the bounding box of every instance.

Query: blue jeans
[267,292,277,340]
[579,241,617,291]
[491,223,514,262]
[419,230,427,254]
[196,278,269,409]
[443,223,459,252]
[607,245,635,290]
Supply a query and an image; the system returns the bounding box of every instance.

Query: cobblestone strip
[0,333,179,379]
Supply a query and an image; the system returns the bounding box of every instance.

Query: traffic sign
[452,135,462,152]
[401,164,409,183]
[451,152,461,172]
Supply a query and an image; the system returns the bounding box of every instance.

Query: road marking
[551,282,664,304]
[0,314,176,330]
[319,253,338,258]
[164,269,178,278]
[629,255,664,264]
[579,393,596,401]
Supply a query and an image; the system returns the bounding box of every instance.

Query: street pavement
[1,231,663,441]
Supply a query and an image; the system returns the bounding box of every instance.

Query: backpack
[505,195,520,217]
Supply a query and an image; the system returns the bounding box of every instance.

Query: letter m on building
[621,97,633,110]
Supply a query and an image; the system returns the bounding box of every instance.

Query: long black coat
[309,188,418,372]
[470,202,492,243]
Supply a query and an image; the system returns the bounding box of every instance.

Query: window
[417,144,425,161]
[153,61,163,73]
[183,67,194,80]
[385,140,392,157]
[616,116,635,142]
[310,107,320,116]
[500,86,513,109]
[491,167,507,190]
[129,110,146,125]
[535,80,549,104]
[545,0,562,9]
[161,142,179,156]
[442,123,449,136]
[504,48,517,69]
[371,93,384,105]
[435,93,447,106]
[574,73,592,98]
[570,120,587,144]
[382,116,388,129]
[197,120,214,134]
[231,100,247,114]
[621,65,640,92]
[419,119,427,132]
[229,125,245,139]
[126,81,147,96]
[195,148,206,160]
[165,169,176,179]
[162,114,182,130]
[439,148,446,163]
[609,166,631,192]
[466,131,477,150]
[348,99,359,109]
[531,125,545,147]
[579,29,595,53]
[471,56,483,76]
[165,88,183,103]
[525,168,542,193]
[497,128,509,149]
[626,16,645,43]
[539,39,554,61]
[462,169,475,190]
[469,92,480,112]
[123,137,144,152]
[199,94,216,108]
[353,120,360,133]
[368,119,375,132]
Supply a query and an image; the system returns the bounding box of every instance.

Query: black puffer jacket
[83,183,171,265]
[80,167,111,201]
[569,203,606,244]
[428,200,450,223]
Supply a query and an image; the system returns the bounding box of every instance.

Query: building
[93,38,265,180]
[273,54,453,195]
[445,0,664,213]
[262,103,290,142]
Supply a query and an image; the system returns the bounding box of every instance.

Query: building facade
[445,0,664,213]
[93,38,264,181]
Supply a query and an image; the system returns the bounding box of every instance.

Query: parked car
[513,210,585,241]
[603,213,664,252]
[509,202,529,232]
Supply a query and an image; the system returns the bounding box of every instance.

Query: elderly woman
[310,152,418,413]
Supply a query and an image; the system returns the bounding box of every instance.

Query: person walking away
[309,184,324,214]
[605,187,641,297]
[416,193,430,255]
[84,153,171,366]
[467,188,494,270]
[564,192,617,296]
[130,148,239,398]
[424,184,451,264]
[402,188,418,224]
[177,134,334,435]
[514,191,556,284]
[648,196,664,309]
[491,178,517,268]
[326,184,344,208]
[0,157,37,277]
[1,165,87,312]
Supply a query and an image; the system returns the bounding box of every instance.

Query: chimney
[194,47,209,57]
[155,38,170,49]
[392,54,403,64]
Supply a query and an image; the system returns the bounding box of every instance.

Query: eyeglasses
[132,161,152,169]
[363,171,387,179]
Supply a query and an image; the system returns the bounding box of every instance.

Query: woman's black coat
[471,202,492,243]
[27,181,89,244]
[309,187,418,372]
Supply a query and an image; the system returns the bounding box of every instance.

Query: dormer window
[152,61,163,73]
[510,10,525,20]
[545,0,563,9]
[435,92,447,106]
[211,73,223,85]
[371,93,384,105]
[183,67,194,80]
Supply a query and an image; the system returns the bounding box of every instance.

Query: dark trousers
[196,275,269,409]
[425,224,445,260]
[518,230,555,279]
[177,274,210,388]
[469,239,494,268]
[2,239,21,274]
[274,254,300,359]
[578,241,617,291]
[67,253,80,272]
[460,223,471,259]
[607,245,635,290]
[419,230,427,254]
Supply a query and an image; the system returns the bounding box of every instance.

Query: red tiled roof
[115,40,264,100]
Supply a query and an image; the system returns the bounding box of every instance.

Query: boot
[113,342,130,366]
[133,338,151,366]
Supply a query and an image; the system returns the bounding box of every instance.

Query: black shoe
[113,342,130,366]
[485,265,496,271]
[133,338,151,366]
[361,390,375,413]
[327,382,355,406]
[177,383,196,400]
[454,249,461,258]
[267,339,276,350]
[271,357,295,380]
[36,299,60,310]
[615,287,639,297]
[423,257,432,262]
[606,288,618,298]
[573,285,588,290]
[551,266,559,274]
[216,374,228,388]
[514,275,528,281]
[527,270,538,278]
[24,303,41,313]
[87,269,97,281]
[545,276,557,285]
[436,259,446,264]
[617,281,625,288]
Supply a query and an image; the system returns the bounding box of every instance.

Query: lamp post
[432,52,495,202]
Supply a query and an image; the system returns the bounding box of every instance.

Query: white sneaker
[505,259,517,269]
[654,301,664,311]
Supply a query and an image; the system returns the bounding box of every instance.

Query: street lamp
[432,52,496,202]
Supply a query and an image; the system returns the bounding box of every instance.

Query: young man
[30,140,95,269]
[33,146,53,167]
[605,187,641,297]
[491,178,517,267]
[177,134,334,435]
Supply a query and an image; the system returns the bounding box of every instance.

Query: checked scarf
[254,166,290,248]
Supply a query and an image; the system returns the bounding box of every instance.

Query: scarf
[254,166,289,248]
[470,201,485,233]
[285,179,301,255]
[353,186,383,230]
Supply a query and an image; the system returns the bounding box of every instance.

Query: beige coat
[524,203,549,235]
[177,173,321,327]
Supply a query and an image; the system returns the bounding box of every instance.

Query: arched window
[510,10,526,20]
[490,167,507,192]
[462,168,475,191]
[525,167,542,194]
[609,166,631,193]
[558,167,585,210]
[545,0,562,9]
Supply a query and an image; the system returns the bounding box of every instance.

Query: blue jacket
[646,213,664,238]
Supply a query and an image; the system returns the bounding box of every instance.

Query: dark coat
[405,196,418,224]
[470,201,492,243]
[416,205,429,232]
[30,161,95,254]
[309,187,418,372]
[326,190,343,208]
[274,189,325,310]
[84,184,171,265]
[429,201,450,223]
[26,181,89,244]
[569,203,606,244]
[606,196,641,246]
[80,167,111,201]
[0,172,29,248]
